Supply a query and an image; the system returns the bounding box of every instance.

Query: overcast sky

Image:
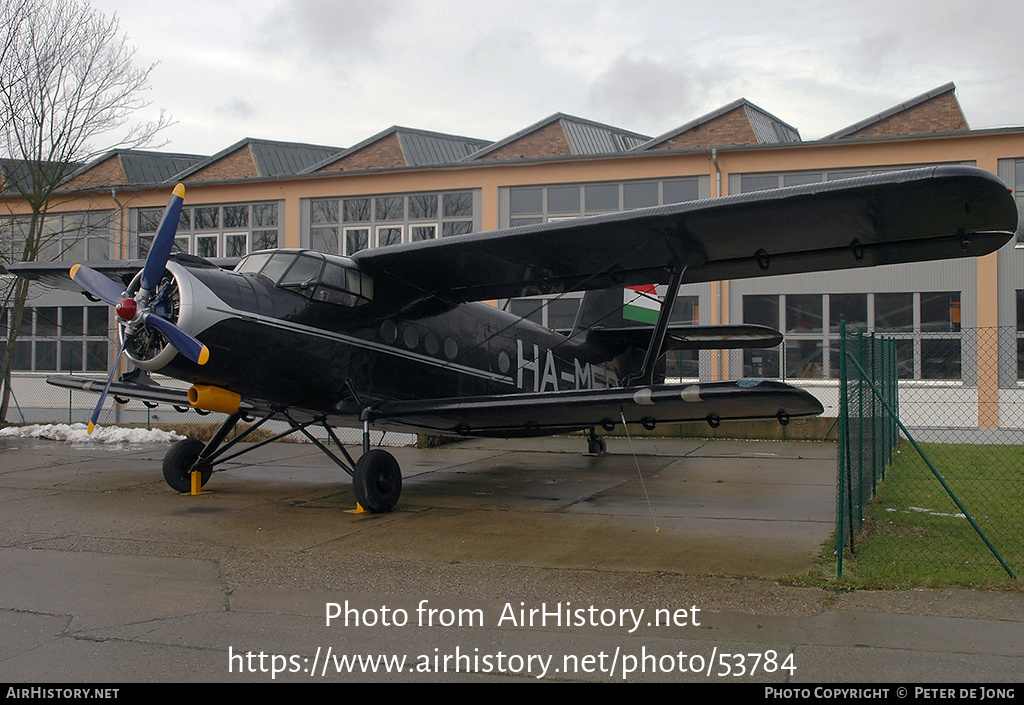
[89,0,1024,157]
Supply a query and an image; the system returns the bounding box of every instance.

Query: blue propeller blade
[140,183,185,292]
[88,338,129,434]
[69,264,126,307]
[143,312,210,365]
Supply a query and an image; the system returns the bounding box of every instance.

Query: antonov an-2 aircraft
[6,166,1018,512]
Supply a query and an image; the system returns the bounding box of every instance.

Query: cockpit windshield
[234,250,373,307]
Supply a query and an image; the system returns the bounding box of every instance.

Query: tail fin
[572,286,665,385]
[572,285,662,335]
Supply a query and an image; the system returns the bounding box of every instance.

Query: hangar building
[2,82,1023,438]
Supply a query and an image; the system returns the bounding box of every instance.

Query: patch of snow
[0,423,185,445]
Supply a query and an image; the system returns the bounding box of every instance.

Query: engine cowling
[120,262,201,371]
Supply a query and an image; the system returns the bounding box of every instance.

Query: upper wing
[354,166,1017,305]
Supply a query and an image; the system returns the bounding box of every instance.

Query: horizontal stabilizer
[591,323,783,351]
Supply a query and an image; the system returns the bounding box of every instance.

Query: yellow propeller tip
[70,264,80,278]
[87,422,96,434]
[198,346,210,365]
[172,183,185,198]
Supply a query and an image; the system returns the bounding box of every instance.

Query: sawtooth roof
[640,98,801,151]
[822,82,967,140]
[466,113,650,160]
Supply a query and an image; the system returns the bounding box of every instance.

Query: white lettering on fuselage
[515,341,616,392]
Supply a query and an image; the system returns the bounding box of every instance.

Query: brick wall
[647,107,758,150]
[62,156,127,189]
[185,146,259,182]
[317,133,407,171]
[479,121,572,159]
[844,92,969,139]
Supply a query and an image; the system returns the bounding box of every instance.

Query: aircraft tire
[587,435,607,454]
[353,449,402,513]
[162,438,212,493]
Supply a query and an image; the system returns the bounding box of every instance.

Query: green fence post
[837,319,849,577]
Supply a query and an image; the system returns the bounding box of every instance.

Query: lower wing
[367,380,824,437]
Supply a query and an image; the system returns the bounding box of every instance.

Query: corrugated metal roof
[397,129,492,166]
[174,138,342,181]
[746,105,801,144]
[561,118,650,154]
[120,152,205,184]
[466,113,649,160]
[0,158,81,193]
[250,140,342,176]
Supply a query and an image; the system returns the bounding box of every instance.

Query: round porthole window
[424,332,440,355]
[380,319,398,343]
[403,326,420,349]
[444,337,459,360]
[498,351,511,373]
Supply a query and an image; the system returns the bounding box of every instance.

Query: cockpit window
[235,250,372,307]
[235,252,271,274]
[312,260,373,307]
[257,253,296,283]
[279,254,324,287]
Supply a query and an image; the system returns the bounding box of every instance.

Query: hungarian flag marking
[623,284,660,324]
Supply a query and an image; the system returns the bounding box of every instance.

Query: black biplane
[6,166,1018,512]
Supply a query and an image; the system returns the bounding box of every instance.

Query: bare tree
[0,0,170,423]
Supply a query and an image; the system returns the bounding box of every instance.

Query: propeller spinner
[68,184,210,433]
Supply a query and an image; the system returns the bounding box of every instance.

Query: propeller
[68,184,210,433]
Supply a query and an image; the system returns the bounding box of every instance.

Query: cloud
[586,55,718,133]
[215,97,257,121]
[258,0,397,61]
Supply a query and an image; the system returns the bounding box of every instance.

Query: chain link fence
[835,325,1022,585]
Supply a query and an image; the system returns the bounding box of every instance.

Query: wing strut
[639,265,686,386]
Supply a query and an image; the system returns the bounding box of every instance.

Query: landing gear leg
[353,449,402,513]
[163,438,211,493]
[161,409,245,493]
[586,427,607,455]
[158,406,405,512]
[352,412,402,513]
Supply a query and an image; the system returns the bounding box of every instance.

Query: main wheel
[353,449,402,513]
[162,438,212,493]
[587,434,607,454]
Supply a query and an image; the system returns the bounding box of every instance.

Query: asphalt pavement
[0,434,1021,683]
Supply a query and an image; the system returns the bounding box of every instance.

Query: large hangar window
[506,176,705,227]
[0,211,114,264]
[306,190,478,257]
[742,292,963,381]
[996,157,1024,246]
[1016,162,1024,247]
[1018,290,1024,380]
[135,201,280,258]
[2,305,109,373]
